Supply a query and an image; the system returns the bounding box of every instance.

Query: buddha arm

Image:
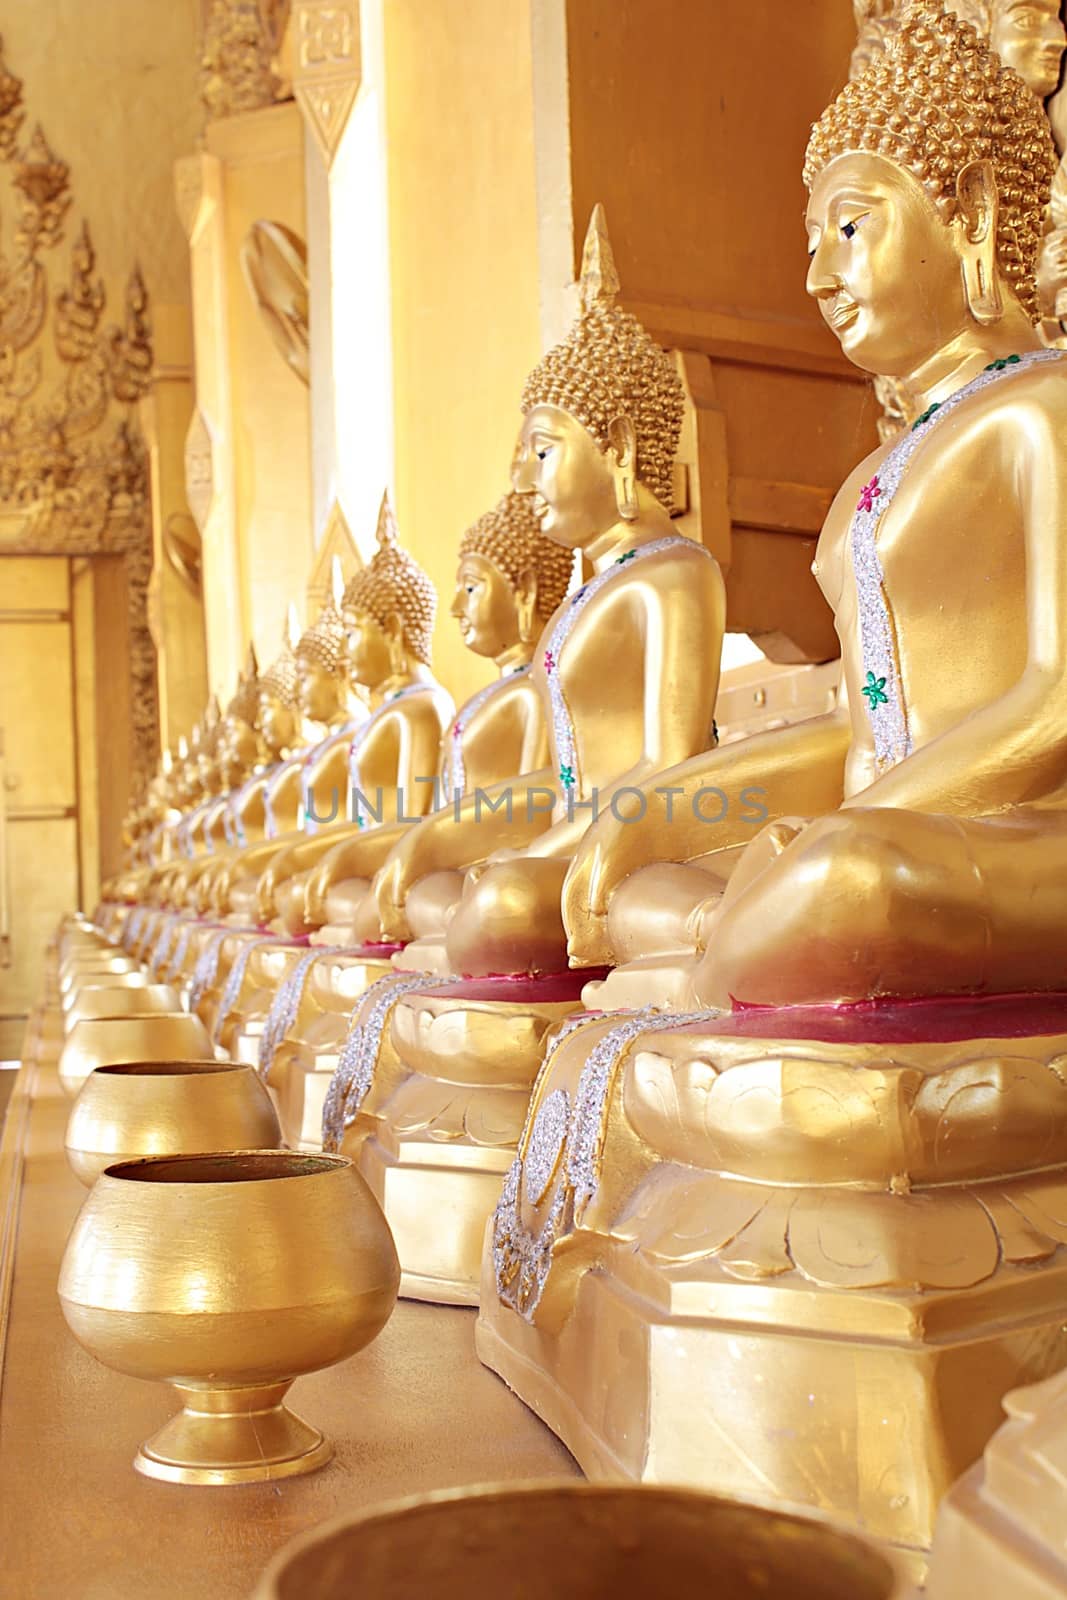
[563,709,851,965]
[256,821,407,922]
[845,407,1067,816]
[304,743,350,828]
[301,820,414,925]
[206,830,303,911]
[519,692,551,772]
[235,782,268,843]
[375,769,556,940]
[267,764,302,834]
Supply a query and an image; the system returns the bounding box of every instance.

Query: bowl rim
[83,1059,249,1079]
[66,1012,207,1034]
[101,1150,351,1185]
[252,1479,906,1595]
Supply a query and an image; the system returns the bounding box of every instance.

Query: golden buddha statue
[325,206,726,1301]
[238,492,573,1151]
[223,610,303,850]
[168,616,302,908]
[189,501,451,1058]
[479,3,1067,1560]
[288,489,572,944]
[199,563,365,924]
[248,491,454,936]
[372,206,724,977]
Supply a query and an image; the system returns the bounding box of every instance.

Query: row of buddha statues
[93,1,1067,1581]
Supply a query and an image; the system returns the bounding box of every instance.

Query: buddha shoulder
[963,358,1067,444]
[609,536,722,597]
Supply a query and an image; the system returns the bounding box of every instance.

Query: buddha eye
[841,220,859,241]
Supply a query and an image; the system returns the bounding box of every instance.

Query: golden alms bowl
[59,953,140,991]
[58,1151,400,1484]
[58,1012,212,1098]
[252,1483,905,1599]
[63,982,181,1031]
[60,971,157,1012]
[64,1061,282,1186]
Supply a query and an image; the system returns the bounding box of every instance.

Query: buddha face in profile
[806,4,1053,369]
[343,607,394,689]
[297,656,342,724]
[258,686,297,756]
[511,404,625,551]
[806,152,980,377]
[990,0,1065,97]
[218,713,259,784]
[450,553,526,658]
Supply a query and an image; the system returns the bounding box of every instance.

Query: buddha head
[218,646,264,786]
[805,0,1057,378]
[341,492,437,689]
[451,491,574,659]
[258,606,302,756]
[295,566,349,726]
[512,204,685,552]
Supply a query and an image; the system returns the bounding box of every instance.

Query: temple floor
[0,999,577,1599]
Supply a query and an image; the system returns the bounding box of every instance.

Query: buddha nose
[806,238,838,301]
[511,442,535,493]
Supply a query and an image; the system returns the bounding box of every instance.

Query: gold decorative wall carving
[0,33,159,791]
[290,0,361,164]
[200,0,293,121]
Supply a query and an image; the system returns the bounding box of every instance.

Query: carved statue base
[255,945,402,1148]
[342,971,607,1305]
[926,1371,1067,1598]
[478,994,1067,1558]
[226,941,322,1064]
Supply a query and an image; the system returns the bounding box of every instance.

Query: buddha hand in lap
[372,206,726,978]
[297,490,571,944]
[569,5,1067,1011]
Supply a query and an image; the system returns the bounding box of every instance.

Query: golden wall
[382,0,545,703]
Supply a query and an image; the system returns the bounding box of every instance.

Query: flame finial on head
[521,203,684,511]
[261,605,302,709]
[375,490,398,549]
[578,203,621,315]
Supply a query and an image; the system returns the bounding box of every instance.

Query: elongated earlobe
[957,158,1003,326]
[607,415,639,522]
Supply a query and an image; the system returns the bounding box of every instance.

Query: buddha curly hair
[522,303,684,513]
[259,642,300,710]
[342,496,437,665]
[295,596,347,677]
[458,492,574,624]
[226,672,261,729]
[805,0,1056,321]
